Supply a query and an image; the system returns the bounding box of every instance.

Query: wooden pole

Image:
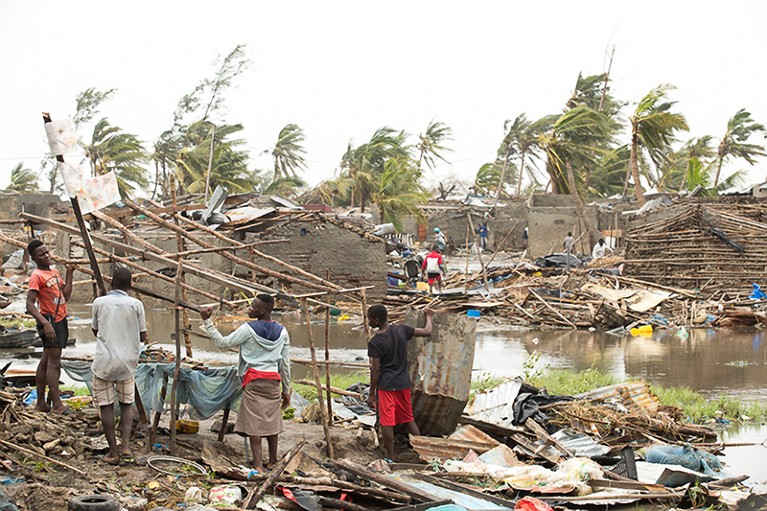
[466,214,490,292]
[42,112,106,297]
[243,440,306,509]
[148,373,168,452]
[324,271,333,427]
[146,199,342,291]
[204,124,215,203]
[463,224,470,294]
[170,174,193,358]
[169,259,183,455]
[484,217,522,268]
[360,288,370,341]
[124,200,338,292]
[300,298,334,459]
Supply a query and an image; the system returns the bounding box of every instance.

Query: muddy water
[4,306,767,483]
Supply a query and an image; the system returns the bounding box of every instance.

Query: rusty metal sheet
[576,381,659,413]
[410,435,497,462]
[448,425,501,446]
[464,380,522,429]
[222,206,275,227]
[406,310,476,436]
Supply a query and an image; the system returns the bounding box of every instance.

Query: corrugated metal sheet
[406,311,476,436]
[410,435,498,462]
[575,381,659,413]
[222,207,275,227]
[390,474,512,510]
[550,429,611,458]
[464,380,522,429]
[449,425,501,446]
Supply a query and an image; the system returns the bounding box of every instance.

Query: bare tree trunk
[712,156,724,189]
[565,161,597,248]
[630,126,646,206]
[515,147,527,196]
[495,145,512,202]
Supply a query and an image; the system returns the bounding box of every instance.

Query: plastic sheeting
[62,360,241,420]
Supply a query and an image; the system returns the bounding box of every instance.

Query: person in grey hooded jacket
[200,294,291,471]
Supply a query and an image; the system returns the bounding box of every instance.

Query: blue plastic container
[466,309,481,318]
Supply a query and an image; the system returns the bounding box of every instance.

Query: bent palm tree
[416,120,453,172]
[6,163,39,193]
[540,107,611,246]
[84,118,149,198]
[272,124,307,182]
[628,85,689,206]
[713,109,766,187]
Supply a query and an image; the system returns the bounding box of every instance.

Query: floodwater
[3,305,767,484]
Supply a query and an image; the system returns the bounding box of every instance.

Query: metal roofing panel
[464,380,522,429]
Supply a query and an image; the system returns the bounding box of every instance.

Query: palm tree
[271,124,307,182]
[539,106,611,246]
[628,85,689,206]
[175,122,258,194]
[713,109,766,187]
[370,157,429,230]
[474,161,514,196]
[339,127,409,211]
[416,120,453,172]
[497,114,555,198]
[6,163,39,193]
[261,175,306,197]
[84,118,149,198]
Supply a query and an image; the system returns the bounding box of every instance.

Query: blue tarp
[62,360,241,420]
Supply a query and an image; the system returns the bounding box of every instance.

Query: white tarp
[56,161,121,214]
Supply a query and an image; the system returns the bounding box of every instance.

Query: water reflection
[4,305,767,402]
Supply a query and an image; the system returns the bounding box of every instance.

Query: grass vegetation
[526,367,767,424]
[294,371,368,401]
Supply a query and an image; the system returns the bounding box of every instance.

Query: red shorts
[377,389,415,427]
[426,273,441,285]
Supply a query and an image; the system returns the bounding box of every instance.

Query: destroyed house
[624,198,767,296]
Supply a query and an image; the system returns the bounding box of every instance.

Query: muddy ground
[2,406,385,511]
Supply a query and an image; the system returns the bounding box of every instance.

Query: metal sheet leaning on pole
[405,308,476,436]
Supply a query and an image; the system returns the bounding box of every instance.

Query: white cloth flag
[44,118,78,156]
[56,161,121,214]
[78,172,121,215]
[57,161,87,198]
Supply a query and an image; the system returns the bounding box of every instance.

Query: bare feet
[35,402,50,413]
[120,446,134,460]
[51,405,73,415]
[102,453,120,466]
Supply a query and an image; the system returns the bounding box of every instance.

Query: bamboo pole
[360,289,370,341]
[42,112,106,298]
[170,175,193,358]
[324,270,333,427]
[124,200,338,292]
[300,298,333,459]
[169,259,182,455]
[70,240,235,307]
[463,224,470,294]
[466,213,490,292]
[149,198,345,293]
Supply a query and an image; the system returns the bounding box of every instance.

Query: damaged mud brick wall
[253,218,387,300]
[527,195,596,258]
[625,197,767,295]
[405,309,476,436]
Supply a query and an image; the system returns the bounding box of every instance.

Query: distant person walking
[25,239,73,415]
[522,227,528,249]
[563,232,574,253]
[91,268,147,465]
[199,294,291,472]
[478,223,489,250]
[422,246,446,295]
[433,227,447,252]
[592,238,614,259]
[366,305,433,461]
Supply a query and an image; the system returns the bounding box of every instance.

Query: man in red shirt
[421,246,445,295]
[26,239,73,414]
[366,305,433,461]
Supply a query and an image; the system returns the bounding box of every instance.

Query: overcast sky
[2,0,766,191]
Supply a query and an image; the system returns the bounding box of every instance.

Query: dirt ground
[1,407,385,511]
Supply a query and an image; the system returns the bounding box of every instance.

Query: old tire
[67,494,120,511]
